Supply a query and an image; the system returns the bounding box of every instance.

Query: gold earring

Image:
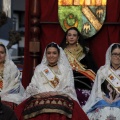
[66,41,68,44]
[76,41,78,45]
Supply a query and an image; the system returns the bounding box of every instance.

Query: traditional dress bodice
[64,44,95,81]
[64,44,85,61]
[40,66,60,90]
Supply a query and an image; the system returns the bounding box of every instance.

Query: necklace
[48,63,57,67]
[47,65,61,75]
[111,64,120,70]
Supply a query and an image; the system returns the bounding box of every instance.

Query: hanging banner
[58,0,107,38]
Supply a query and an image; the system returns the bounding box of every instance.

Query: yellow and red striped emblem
[58,0,107,38]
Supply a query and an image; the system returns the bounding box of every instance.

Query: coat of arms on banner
[58,0,107,38]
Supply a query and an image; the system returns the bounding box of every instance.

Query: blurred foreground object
[0,11,7,27]
[7,30,21,49]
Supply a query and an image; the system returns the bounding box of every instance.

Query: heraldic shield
[58,0,107,38]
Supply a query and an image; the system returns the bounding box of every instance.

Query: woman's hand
[34,91,58,98]
[103,95,113,104]
[48,91,58,96]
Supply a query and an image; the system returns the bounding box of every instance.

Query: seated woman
[0,43,24,109]
[15,42,89,120]
[83,43,120,119]
[60,27,98,106]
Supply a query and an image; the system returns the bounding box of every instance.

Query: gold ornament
[76,41,78,45]
[66,41,68,44]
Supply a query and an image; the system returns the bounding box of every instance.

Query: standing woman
[83,43,120,119]
[60,27,98,106]
[15,42,89,120]
[0,42,24,109]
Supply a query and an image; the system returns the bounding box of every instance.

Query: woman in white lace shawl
[0,43,24,106]
[15,42,89,120]
[83,43,120,119]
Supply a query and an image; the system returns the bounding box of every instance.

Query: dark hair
[111,44,120,53]
[0,44,6,53]
[60,27,87,54]
[46,42,60,54]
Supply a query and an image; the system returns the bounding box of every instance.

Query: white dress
[83,43,120,120]
[0,45,24,104]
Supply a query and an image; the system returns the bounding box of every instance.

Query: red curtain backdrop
[22,0,120,88]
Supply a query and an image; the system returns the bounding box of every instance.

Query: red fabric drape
[88,0,120,67]
[22,0,120,88]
